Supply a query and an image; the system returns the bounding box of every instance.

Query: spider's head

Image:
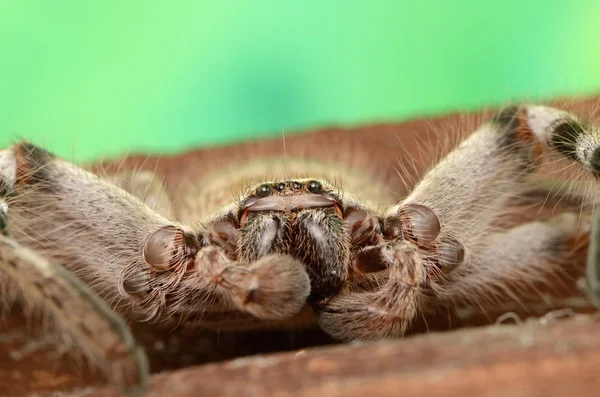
[206,178,373,302]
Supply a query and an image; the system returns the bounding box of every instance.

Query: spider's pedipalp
[195,246,310,320]
[315,241,424,341]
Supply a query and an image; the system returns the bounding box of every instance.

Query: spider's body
[1,103,600,393]
[208,178,351,303]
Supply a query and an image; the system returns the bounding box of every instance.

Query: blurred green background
[1,1,600,162]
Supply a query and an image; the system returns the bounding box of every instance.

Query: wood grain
[87,313,600,397]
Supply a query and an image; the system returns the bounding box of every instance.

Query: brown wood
[87,314,600,397]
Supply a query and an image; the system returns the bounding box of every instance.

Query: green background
[2,1,600,162]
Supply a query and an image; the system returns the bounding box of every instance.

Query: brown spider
[1,104,599,393]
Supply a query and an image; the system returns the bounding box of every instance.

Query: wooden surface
[87,313,600,397]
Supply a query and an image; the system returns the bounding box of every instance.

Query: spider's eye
[307,180,323,194]
[256,184,272,197]
[275,182,286,192]
[292,181,302,190]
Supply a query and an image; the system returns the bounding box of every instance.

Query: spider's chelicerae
[2,103,600,392]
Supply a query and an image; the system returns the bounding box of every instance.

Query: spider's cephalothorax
[211,179,352,302]
[1,104,600,392]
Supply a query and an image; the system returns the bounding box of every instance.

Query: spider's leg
[517,175,600,308]
[109,169,173,218]
[391,106,599,261]
[4,142,309,327]
[4,142,191,315]
[587,209,600,308]
[0,149,148,393]
[0,235,149,392]
[389,105,600,283]
[320,105,600,340]
[435,212,589,312]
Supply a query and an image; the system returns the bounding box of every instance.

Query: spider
[1,103,600,394]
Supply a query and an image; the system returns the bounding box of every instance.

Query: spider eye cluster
[253,180,325,197]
